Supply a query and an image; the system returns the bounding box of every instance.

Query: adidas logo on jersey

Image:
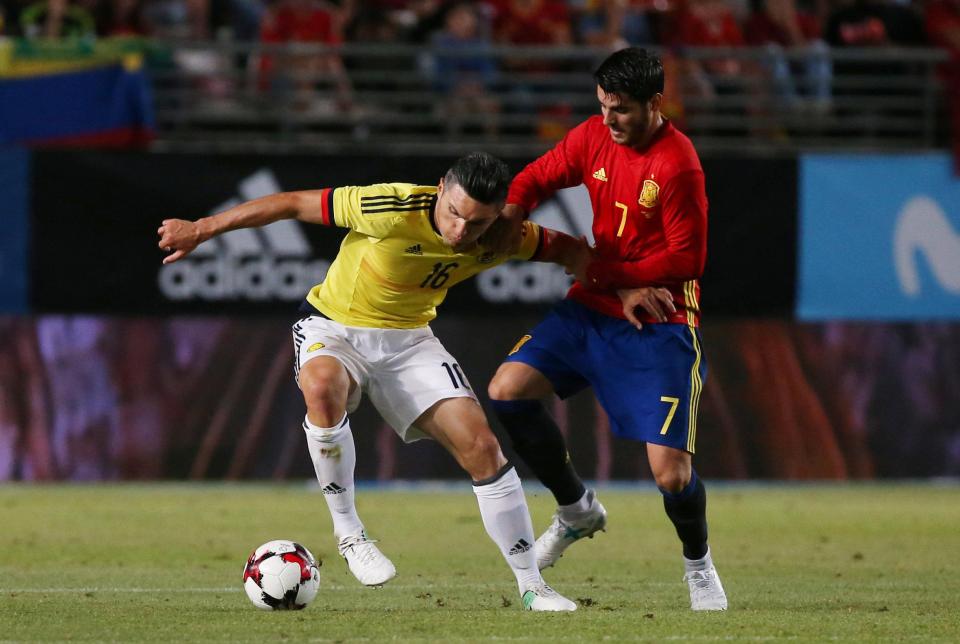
[592,167,608,182]
[404,244,423,255]
[322,482,347,495]
[508,539,532,555]
[158,169,330,302]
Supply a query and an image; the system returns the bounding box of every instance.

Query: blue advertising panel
[0,147,29,313]
[798,154,960,319]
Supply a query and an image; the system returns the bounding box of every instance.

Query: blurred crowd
[0,0,949,52]
[1,0,957,148]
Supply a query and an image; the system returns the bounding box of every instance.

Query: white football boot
[521,583,577,612]
[337,532,397,586]
[683,549,727,611]
[535,489,608,570]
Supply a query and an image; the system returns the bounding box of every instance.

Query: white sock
[559,489,592,516]
[684,546,714,573]
[472,466,543,593]
[303,413,364,540]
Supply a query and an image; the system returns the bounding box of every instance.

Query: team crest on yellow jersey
[639,179,660,208]
[508,334,532,356]
[307,342,326,352]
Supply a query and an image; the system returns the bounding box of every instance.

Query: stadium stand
[0,0,951,154]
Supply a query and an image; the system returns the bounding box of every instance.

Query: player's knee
[299,369,348,418]
[654,469,691,494]
[472,431,504,462]
[487,372,522,401]
[461,432,505,478]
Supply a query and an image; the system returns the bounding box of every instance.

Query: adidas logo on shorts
[509,539,532,555]
[404,244,423,255]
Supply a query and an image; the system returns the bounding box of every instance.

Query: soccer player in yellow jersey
[157,152,588,611]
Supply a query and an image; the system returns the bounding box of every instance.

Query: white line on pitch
[2,581,675,594]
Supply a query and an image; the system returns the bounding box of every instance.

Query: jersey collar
[427,194,441,237]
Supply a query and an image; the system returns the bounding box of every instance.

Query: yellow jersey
[306,183,544,328]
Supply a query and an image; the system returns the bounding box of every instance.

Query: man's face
[597,86,660,148]
[434,179,501,252]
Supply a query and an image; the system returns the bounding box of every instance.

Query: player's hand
[157,219,202,264]
[479,204,526,255]
[617,287,676,329]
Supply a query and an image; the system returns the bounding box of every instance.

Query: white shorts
[291,315,478,442]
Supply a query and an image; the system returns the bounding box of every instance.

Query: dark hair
[593,47,664,103]
[444,152,511,205]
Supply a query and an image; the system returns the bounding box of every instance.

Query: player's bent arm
[478,204,527,255]
[158,190,325,263]
[585,170,707,289]
[587,246,704,290]
[531,228,591,276]
[505,120,589,212]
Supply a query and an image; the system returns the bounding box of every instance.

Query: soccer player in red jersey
[487,47,727,611]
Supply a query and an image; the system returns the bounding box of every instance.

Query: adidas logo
[592,167,608,182]
[158,169,330,302]
[508,539,532,555]
[322,482,347,495]
[404,244,423,255]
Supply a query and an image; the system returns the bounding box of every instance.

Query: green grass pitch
[1,483,958,641]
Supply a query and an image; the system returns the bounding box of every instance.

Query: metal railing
[148,42,951,155]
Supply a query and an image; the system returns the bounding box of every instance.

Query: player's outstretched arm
[157,190,326,264]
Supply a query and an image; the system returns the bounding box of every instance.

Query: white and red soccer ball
[243,540,321,610]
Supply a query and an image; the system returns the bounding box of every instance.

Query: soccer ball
[243,540,321,610]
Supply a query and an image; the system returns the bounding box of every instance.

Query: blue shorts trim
[504,299,707,452]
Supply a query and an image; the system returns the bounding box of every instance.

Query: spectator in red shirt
[744,0,832,112]
[667,0,748,98]
[260,0,340,42]
[488,0,573,138]
[745,0,819,45]
[492,0,571,45]
[259,0,352,112]
[492,0,571,72]
[665,0,780,136]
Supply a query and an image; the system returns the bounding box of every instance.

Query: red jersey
[260,3,341,44]
[508,116,708,326]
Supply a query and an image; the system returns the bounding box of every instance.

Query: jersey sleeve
[507,121,590,214]
[510,221,545,261]
[587,168,708,288]
[322,184,432,238]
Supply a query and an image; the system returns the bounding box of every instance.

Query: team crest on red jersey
[638,179,660,208]
[639,180,660,209]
